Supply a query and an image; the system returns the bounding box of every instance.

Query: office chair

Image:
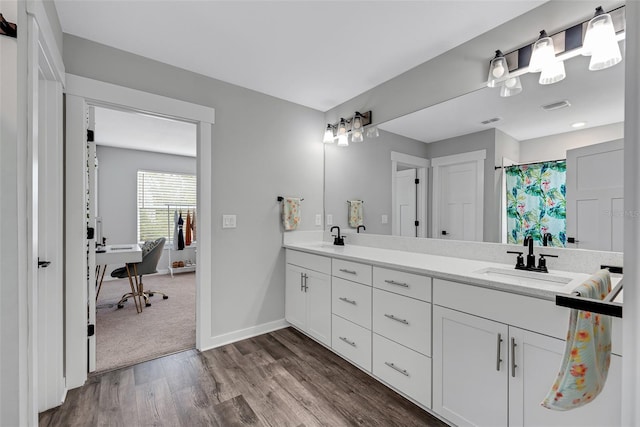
[111,237,168,309]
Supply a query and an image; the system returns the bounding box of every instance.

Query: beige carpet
[96,272,196,372]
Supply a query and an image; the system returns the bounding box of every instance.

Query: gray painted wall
[64,34,325,338]
[425,128,498,242]
[96,145,197,277]
[324,129,428,235]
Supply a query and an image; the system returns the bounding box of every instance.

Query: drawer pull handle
[339,297,357,305]
[384,313,409,325]
[339,336,356,347]
[339,269,357,275]
[384,361,409,377]
[384,279,409,288]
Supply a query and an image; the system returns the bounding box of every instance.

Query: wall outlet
[381,214,388,224]
[222,214,237,228]
[315,214,322,226]
[326,214,333,226]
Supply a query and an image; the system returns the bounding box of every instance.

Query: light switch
[326,214,333,226]
[315,214,322,226]
[381,214,388,224]
[222,214,237,229]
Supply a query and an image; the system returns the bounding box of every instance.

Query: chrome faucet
[357,225,366,233]
[330,226,345,246]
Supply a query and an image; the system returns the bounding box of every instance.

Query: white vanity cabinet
[285,250,332,346]
[433,279,623,427]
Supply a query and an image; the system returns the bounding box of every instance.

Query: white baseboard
[198,318,289,352]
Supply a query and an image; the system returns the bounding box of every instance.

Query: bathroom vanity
[284,237,622,427]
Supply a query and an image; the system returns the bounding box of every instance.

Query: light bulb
[529,31,556,73]
[366,127,379,138]
[492,62,505,78]
[351,130,363,143]
[337,118,347,137]
[500,76,522,97]
[337,134,349,147]
[323,125,334,143]
[487,50,509,88]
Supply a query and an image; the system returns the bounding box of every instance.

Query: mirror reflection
[324,52,624,252]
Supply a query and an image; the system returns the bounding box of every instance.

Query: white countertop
[284,241,618,301]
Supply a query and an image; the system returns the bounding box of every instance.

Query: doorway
[64,75,215,389]
[391,151,429,238]
[432,149,486,241]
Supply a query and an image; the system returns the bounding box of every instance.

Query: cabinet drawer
[373,289,431,356]
[332,277,372,329]
[332,259,372,285]
[373,267,431,302]
[332,315,372,372]
[286,250,331,275]
[373,333,431,409]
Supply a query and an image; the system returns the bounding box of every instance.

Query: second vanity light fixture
[323,111,377,146]
[487,5,625,97]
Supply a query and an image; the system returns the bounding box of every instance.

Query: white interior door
[438,161,480,241]
[566,140,624,251]
[396,168,417,237]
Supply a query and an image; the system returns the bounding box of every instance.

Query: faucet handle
[507,251,525,269]
[537,253,558,273]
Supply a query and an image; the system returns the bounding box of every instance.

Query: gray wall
[96,145,197,276]
[325,129,428,235]
[64,34,325,338]
[425,129,498,242]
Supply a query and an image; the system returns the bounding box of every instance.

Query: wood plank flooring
[39,327,449,427]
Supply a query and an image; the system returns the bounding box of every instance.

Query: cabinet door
[433,306,508,427]
[509,327,622,427]
[305,269,332,346]
[285,264,306,331]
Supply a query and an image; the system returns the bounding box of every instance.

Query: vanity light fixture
[582,6,622,71]
[487,50,510,88]
[500,76,522,97]
[322,111,374,146]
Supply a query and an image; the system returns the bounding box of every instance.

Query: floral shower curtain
[505,161,567,247]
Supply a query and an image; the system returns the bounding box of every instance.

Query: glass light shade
[337,118,347,136]
[351,130,364,143]
[539,60,566,85]
[337,134,349,147]
[487,50,509,88]
[323,125,334,143]
[499,76,522,97]
[366,126,379,138]
[528,32,556,73]
[583,10,622,70]
[352,114,363,131]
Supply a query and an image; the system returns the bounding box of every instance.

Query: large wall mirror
[325,34,624,253]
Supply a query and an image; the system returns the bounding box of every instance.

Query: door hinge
[88,324,95,337]
[414,221,420,227]
[415,178,420,184]
[87,129,94,142]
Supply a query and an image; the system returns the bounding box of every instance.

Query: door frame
[431,149,486,241]
[390,151,429,237]
[64,74,215,389]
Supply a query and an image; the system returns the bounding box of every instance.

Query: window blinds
[137,170,196,242]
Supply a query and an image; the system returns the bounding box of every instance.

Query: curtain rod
[494,158,566,170]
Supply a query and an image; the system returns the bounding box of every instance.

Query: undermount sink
[474,267,573,286]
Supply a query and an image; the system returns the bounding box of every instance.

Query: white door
[509,327,622,427]
[432,150,485,242]
[285,264,307,331]
[438,161,481,241]
[566,140,623,251]
[396,168,417,237]
[433,306,508,427]
[305,270,331,346]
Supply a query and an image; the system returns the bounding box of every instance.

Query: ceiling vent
[480,117,502,125]
[541,100,572,111]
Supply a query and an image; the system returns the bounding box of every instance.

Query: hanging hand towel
[282,197,301,231]
[185,210,192,246]
[541,269,612,410]
[348,200,363,228]
[173,210,179,250]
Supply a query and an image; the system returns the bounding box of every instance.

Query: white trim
[64,75,215,390]
[431,148,486,167]
[65,74,215,124]
[25,0,65,86]
[199,319,289,352]
[390,151,429,238]
[432,149,485,241]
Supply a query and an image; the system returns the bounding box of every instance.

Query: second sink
[474,267,573,286]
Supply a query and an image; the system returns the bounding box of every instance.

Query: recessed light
[571,122,587,128]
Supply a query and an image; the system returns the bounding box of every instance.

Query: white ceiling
[379,53,625,143]
[54,0,546,112]
[94,107,197,156]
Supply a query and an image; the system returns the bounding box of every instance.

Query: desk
[96,244,143,313]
